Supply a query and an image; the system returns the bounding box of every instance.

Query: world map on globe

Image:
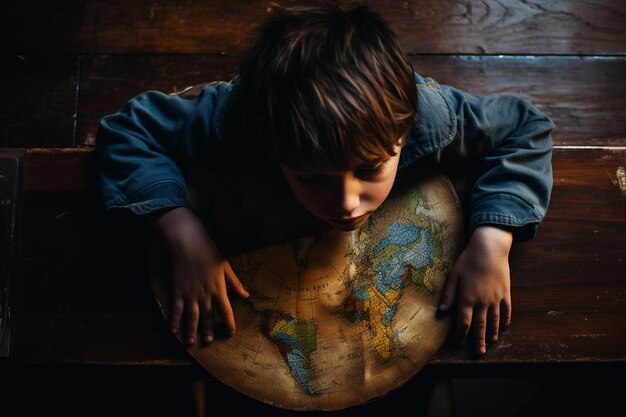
[151,170,463,411]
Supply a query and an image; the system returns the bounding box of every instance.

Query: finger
[185,300,200,346]
[502,296,512,327]
[439,270,459,312]
[224,262,249,298]
[456,305,473,345]
[472,306,489,355]
[215,287,237,335]
[169,297,184,335]
[487,304,500,344]
[199,298,214,344]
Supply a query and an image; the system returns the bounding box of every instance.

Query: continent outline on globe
[150,170,464,411]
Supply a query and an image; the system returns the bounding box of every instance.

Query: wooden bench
[1,1,625,415]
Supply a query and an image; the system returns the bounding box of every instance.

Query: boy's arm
[435,83,555,241]
[96,88,215,214]
[416,78,554,354]
[95,85,247,345]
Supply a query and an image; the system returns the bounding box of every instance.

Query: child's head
[237,2,417,230]
[239,2,416,168]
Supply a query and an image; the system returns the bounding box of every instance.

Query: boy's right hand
[150,207,249,346]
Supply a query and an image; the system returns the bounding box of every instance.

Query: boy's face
[280,145,402,231]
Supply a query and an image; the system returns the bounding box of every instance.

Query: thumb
[439,270,458,312]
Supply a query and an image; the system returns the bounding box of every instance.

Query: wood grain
[76,54,240,147]
[4,1,626,55]
[12,148,626,365]
[75,55,626,147]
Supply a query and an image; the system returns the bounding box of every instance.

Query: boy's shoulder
[171,80,237,141]
[399,72,457,167]
[173,81,224,99]
[110,80,236,136]
[136,79,239,147]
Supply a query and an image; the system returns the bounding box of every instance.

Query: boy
[96,3,553,357]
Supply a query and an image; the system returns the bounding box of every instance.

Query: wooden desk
[7,147,625,367]
[0,146,623,417]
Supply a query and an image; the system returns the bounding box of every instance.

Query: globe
[150,168,463,410]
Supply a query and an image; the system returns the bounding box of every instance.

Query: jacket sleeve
[423,80,555,241]
[95,86,219,215]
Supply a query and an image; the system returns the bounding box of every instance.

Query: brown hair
[237,1,417,169]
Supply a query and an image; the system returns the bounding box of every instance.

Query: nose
[336,174,361,216]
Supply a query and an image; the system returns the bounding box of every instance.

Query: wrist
[149,207,206,249]
[470,225,513,255]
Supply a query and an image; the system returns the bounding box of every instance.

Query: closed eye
[355,163,385,179]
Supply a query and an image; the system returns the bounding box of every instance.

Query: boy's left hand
[438,225,513,355]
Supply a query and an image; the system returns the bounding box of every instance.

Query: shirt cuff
[470,193,543,241]
[105,180,190,215]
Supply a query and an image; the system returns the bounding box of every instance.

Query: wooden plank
[12,147,626,365]
[23,148,94,192]
[77,55,626,147]
[4,1,625,55]
[0,149,23,358]
[0,55,77,148]
[76,55,240,147]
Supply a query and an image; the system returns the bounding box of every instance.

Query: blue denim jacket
[96,72,554,241]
